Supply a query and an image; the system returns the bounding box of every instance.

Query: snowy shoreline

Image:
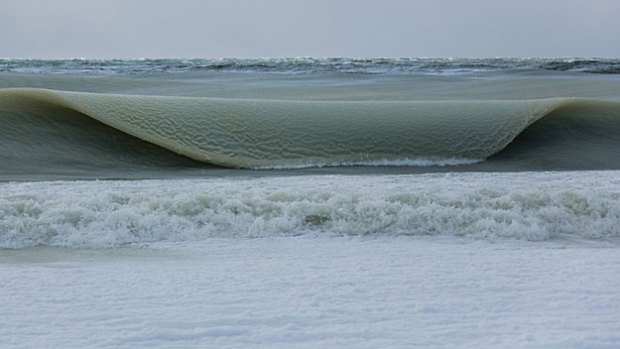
[2,236,619,349]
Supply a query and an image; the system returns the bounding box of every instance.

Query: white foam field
[2,171,620,248]
[1,237,619,349]
[2,172,620,349]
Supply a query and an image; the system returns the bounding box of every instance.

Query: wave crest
[1,88,620,176]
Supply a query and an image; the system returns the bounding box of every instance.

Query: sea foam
[2,172,619,248]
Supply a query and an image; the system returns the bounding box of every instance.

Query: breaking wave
[2,88,620,175]
[2,173,619,248]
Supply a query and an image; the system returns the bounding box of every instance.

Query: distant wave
[2,88,620,177]
[2,58,620,75]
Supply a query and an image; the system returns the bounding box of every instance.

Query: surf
[2,172,619,248]
[1,87,620,178]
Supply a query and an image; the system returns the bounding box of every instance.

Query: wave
[2,173,619,248]
[3,58,620,75]
[2,88,620,177]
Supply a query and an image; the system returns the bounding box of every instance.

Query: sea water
[1,58,620,348]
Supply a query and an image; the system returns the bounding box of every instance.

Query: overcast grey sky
[1,0,618,58]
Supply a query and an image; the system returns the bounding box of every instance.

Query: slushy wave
[3,88,620,173]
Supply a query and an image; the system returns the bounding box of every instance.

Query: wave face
[2,88,620,177]
[2,173,619,248]
[2,57,620,75]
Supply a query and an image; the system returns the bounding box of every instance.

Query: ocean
[1,58,620,348]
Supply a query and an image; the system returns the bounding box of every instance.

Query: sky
[1,0,619,58]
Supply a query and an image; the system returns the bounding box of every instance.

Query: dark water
[2,57,620,75]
